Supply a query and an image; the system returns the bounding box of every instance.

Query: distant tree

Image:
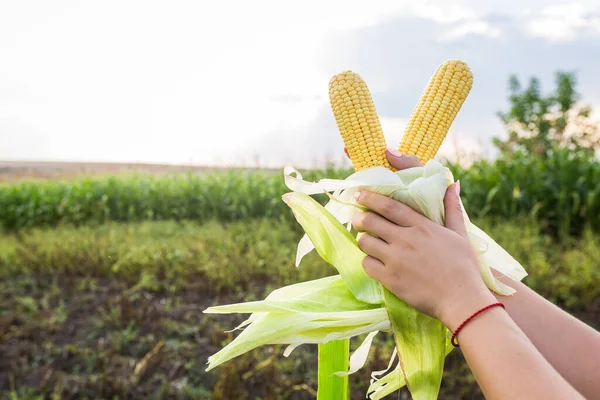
[493,71,599,158]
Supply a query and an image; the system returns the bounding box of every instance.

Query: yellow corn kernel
[398,60,473,163]
[329,71,392,171]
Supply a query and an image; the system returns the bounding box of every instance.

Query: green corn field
[2,148,599,237]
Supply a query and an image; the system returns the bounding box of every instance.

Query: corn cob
[326,70,390,400]
[329,71,392,171]
[398,60,473,163]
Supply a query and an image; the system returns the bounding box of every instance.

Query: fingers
[357,232,389,261]
[443,181,468,239]
[362,255,387,282]
[352,211,397,242]
[386,149,422,170]
[354,191,425,227]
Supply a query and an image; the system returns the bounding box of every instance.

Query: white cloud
[407,2,504,42]
[441,20,503,41]
[413,3,476,23]
[527,3,600,42]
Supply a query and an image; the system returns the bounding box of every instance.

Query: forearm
[443,291,584,400]
[494,271,600,399]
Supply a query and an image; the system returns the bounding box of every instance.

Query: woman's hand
[350,149,596,399]
[352,177,496,331]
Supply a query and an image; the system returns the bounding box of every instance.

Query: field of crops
[2,149,599,237]
[1,151,600,399]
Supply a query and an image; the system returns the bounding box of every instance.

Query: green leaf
[206,275,376,314]
[368,363,406,400]
[282,192,383,304]
[384,289,447,400]
[204,276,388,371]
[367,342,454,399]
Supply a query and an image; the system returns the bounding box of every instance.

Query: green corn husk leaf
[282,192,384,304]
[384,288,446,400]
[367,341,455,400]
[318,340,350,400]
[204,275,389,371]
[368,363,407,400]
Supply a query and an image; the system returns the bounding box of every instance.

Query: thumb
[444,181,468,239]
[386,149,422,170]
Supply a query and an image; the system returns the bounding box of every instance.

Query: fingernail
[386,148,403,159]
[455,180,461,196]
[354,191,361,200]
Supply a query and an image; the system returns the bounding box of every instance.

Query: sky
[2,0,600,168]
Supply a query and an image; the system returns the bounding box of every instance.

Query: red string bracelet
[451,302,505,347]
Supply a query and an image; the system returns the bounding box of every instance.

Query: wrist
[438,287,498,332]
